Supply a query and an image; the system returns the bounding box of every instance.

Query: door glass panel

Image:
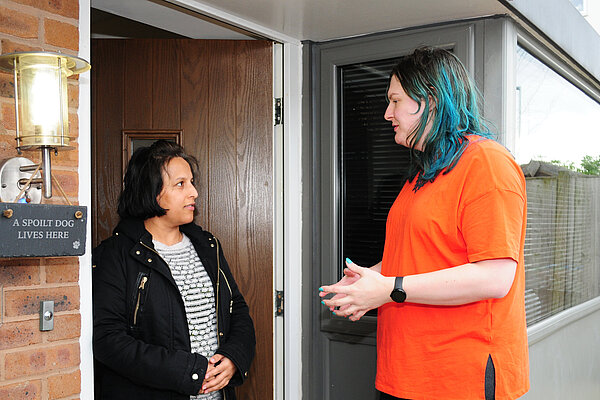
[339,58,411,276]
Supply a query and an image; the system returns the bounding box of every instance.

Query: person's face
[156,157,198,227]
[384,75,431,151]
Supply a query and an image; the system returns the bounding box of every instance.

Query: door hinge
[275,290,284,316]
[274,97,283,126]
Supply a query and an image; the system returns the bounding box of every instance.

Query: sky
[514,46,600,168]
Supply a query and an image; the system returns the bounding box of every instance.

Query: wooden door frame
[87,4,306,399]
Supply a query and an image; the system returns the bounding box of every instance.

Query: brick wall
[0,0,82,399]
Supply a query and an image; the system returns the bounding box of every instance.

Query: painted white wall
[283,41,304,400]
[583,0,600,34]
[78,1,94,398]
[524,298,600,399]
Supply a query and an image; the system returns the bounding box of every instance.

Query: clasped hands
[319,259,394,321]
[200,354,236,394]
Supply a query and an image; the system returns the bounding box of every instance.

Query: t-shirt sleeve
[457,142,527,263]
[460,187,525,263]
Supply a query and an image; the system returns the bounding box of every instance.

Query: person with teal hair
[320,47,530,400]
[389,47,494,190]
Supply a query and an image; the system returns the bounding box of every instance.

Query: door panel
[91,40,124,243]
[180,41,210,225]
[153,40,180,129]
[123,40,153,128]
[92,38,273,400]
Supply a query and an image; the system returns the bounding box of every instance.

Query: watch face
[391,289,406,303]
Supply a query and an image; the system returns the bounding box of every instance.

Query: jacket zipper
[214,238,227,400]
[133,276,148,325]
[142,238,228,398]
[221,268,233,314]
[215,237,221,346]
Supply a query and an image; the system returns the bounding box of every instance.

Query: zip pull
[133,276,149,326]
[139,276,148,290]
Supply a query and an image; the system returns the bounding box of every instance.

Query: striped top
[153,233,222,400]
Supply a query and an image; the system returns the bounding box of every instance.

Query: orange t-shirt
[376,136,529,400]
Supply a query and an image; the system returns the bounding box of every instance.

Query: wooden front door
[92,39,274,400]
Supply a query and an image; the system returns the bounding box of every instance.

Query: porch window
[515,45,600,325]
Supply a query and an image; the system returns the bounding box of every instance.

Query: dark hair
[117,140,199,220]
[389,46,493,190]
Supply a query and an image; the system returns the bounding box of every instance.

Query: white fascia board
[162,0,302,44]
[501,0,600,83]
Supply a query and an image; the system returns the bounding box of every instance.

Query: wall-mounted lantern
[0,51,90,199]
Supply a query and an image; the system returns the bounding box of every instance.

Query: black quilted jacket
[92,218,255,400]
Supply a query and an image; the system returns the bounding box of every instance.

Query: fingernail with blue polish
[345,257,352,264]
[318,287,323,292]
[332,311,336,315]
[321,300,325,305]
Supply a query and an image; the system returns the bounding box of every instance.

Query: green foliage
[551,155,600,176]
[580,155,600,176]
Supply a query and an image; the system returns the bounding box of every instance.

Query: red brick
[11,149,42,166]
[0,7,39,39]
[4,286,79,317]
[4,342,80,379]
[0,38,42,53]
[11,0,79,19]
[0,380,41,399]
[0,130,19,153]
[67,112,78,139]
[43,196,75,206]
[0,71,15,99]
[43,19,78,51]
[49,169,78,197]
[0,319,42,350]
[45,258,79,283]
[47,313,80,342]
[48,369,80,399]
[53,144,79,167]
[68,83,78,109]
[2,101,16,131]
[0,261,41,286]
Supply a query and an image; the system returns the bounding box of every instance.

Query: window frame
[514,27,600,336]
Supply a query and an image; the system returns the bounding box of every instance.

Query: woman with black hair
[93,140,255,400]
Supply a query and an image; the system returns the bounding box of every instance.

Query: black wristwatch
[390,276,407,303]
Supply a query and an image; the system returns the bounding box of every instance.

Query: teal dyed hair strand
[390,47,494,190]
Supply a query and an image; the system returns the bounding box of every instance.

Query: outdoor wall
[524,301,600,399]
[0,0,83,399]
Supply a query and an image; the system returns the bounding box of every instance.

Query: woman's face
[156,157,198,227]
[384,75,432,151]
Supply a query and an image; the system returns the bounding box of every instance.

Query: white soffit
[91,0,254,39]
[170,0,508,41]
[92,0,508,41]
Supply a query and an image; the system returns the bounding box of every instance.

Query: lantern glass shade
[16,56,69,148]
[0,52,90,150]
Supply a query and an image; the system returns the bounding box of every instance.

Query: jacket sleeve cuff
[216,348,251,387]
[178,353,208,395]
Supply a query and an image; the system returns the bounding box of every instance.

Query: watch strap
[394,276,404,291]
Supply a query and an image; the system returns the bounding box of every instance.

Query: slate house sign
[0,203,87,257]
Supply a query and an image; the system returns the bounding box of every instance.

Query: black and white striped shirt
[154,233,222,400]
